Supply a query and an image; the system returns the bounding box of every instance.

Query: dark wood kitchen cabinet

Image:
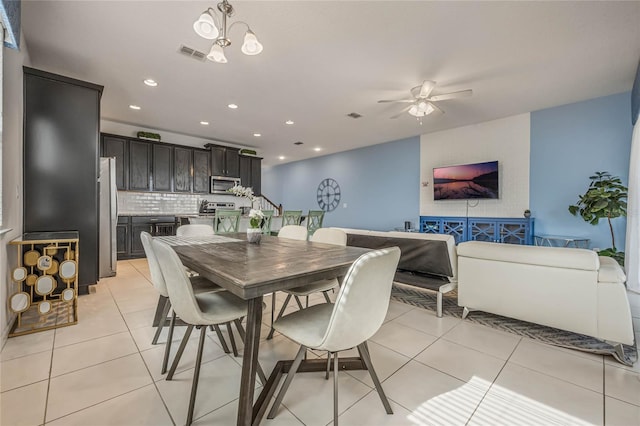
[101,135,128,190]
[210,145,240,177]
[129,140,151,190]
[174,147,192,192]
[152,144,173,192]
[116,216,129,257]
[118,216,177,259]
[239,155,262,195]
[193,148,210,193]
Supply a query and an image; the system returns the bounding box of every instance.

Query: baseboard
[0,313,17,351]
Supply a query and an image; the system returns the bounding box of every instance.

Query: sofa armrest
[597,256,626,283]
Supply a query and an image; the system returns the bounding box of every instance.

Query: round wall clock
[317,178,341,212]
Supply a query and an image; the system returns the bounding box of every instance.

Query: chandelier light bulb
[241,30,263,56]
[193,11,219,40]
[207,44,228,63]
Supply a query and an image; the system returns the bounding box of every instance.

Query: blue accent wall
[530,92,633,250]
[262,137,420,231]
[1,0,20,49]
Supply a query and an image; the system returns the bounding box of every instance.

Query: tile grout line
[42,326,57,425]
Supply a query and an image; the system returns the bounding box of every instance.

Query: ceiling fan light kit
[193,0,263,63]
[379,80,473,120]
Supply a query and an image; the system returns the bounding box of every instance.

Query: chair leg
[226,322,238,356]
[270,292,276,336]
[212,325,231,353]
[437,292,443,318]
[233,319,267,385]
[333,351,339,426]
[462,307,470,319]
[267,345,307,419]
[294,295,304,310]
[161,310,176,374]
[358,342,393,414]
[305,295,309,308]
[166,324,194,380]
[322,291,332,304]
[152,297,171,345]
[267,294,292,340]
[325,352,331,380]
[186,326,207,426]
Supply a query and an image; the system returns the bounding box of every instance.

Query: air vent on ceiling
[178,44,206,61]
[294,141,304,145]
[347,112,362,119]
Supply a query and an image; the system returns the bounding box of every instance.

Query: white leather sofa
[333,228,457,317]
[457,241,634,349]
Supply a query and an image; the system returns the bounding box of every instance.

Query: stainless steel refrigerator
[99,157,117,277]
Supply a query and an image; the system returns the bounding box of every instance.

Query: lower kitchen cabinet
[117,216,178,259]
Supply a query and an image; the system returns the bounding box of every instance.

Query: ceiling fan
[378,80,473,120]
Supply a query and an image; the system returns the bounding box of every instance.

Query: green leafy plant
[568,171,627,264]
[136,131,161,141]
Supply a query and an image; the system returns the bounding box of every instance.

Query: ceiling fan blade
[428,101,444,114]
[377,99,414,103]
[390,105,412,119]
[428,89,473,102]
[419,80,436,98]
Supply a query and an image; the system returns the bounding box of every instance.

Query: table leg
[237,296,263,426]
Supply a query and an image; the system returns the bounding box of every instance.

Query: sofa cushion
[598,256,626,283]
[346,233,453,277]
[457,241,599,271]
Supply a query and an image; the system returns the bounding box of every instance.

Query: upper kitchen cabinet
[209,145,240,177]
[101,135,128,190]
[129,140,152,191]
[174,147,192,192]
[23,67,103,292]
[239,155,262,195]
[152,143,173,192]
[193,148,211,193]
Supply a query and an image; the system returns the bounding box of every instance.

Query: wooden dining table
[157,233,371,426]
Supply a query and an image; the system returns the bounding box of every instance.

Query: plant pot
[247,228,262,244]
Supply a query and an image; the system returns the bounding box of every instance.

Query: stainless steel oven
[210,176,241,194]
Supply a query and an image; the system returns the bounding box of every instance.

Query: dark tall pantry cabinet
[23,68,103,294]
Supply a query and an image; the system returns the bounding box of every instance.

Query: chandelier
[193,0,263,63]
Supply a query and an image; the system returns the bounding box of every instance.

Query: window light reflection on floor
[406,376,594,425]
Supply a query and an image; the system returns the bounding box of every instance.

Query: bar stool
[306,210,325,235]
[152,239,267,426]
[267,247,401,425]
[214,209,241,233]
[281,210,303,227]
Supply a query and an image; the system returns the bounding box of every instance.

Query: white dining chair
[176,223,215,236]
[277,224,308,240]
[267,247,401,425]
[152,239,267,426]
[267,228,347,339]
[140,232,232,372]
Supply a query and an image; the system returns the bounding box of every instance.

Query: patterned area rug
[391,283,638,366]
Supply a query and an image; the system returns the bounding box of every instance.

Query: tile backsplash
[117,192,251,215]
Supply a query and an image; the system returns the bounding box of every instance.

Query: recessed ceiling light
[200,121,209,125]
[278,156,285,160]
[228,103,238,109]
[143,79,158,87]
[129,105,141,110]
[253,133,261,137]
[314,147,322,152]
[285,120,294,125]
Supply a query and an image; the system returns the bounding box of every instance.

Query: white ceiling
[21,1,640,166]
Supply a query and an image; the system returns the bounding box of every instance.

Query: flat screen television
[433,160,499,200]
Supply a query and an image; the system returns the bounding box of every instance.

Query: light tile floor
[1,259,639,426]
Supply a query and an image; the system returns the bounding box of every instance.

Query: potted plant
[568,171,628,265]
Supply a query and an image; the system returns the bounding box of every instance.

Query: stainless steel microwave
[210,176,241,194]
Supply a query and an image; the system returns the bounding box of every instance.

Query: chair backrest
[281,210,303,226]
[215,209,241,234]
[306,210,325,235]
[151,239,206,325]
[176,224,215,237]
[278,225,308,241]
[319,247,401,352]
[310,227,346,246]
[261,210,274,234]
[139,231,169,297]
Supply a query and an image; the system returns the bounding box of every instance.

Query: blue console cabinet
[420,216,534,245]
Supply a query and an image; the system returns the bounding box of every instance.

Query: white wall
[101,119,253,152]
[1,33,31,345]
[420,114,531,218]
